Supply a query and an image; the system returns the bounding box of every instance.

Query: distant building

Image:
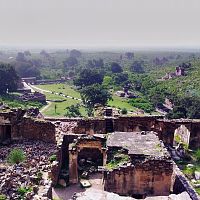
[115,87,138,98]
[21,77,37,84]
[162,67,185,80]
[19,92,46,103]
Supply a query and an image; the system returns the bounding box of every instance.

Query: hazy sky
[0,0,200,48]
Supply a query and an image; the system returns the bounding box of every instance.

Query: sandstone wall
[47,116,200,149]
[17,117,56,143]
[104,159,173,197]
[113,116,159,132]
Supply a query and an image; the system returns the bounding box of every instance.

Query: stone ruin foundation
[1,108,200,199]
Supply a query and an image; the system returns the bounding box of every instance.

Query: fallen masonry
[0,140,57,199]
[0,108,200,199]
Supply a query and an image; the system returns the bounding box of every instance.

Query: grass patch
[35,84,81,99]
[108,95,136,111]
[7,148,26,165]
[0,194,6,200]
[106,152,130,170]
[0,95,43,109]
[17,187,32,198]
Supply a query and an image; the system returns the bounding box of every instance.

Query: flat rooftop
[107,131,169,158]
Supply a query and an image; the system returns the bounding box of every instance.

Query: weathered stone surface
[169,191,192,200]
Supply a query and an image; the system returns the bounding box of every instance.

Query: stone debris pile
[0,140,57,199]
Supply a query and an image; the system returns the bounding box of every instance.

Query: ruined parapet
[18,117,56,143]
[104,131,173,198]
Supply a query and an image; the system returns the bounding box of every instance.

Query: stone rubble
[0,140,57,199]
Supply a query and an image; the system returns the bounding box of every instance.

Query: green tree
[111,62,123,73]
[130,61,144,73]
[74,69,104,87]
[63,56,78,68]
[113,73,128,85]
[65,104,81,117]
[80,84,112,115]
[102,76,113,88]
[0,63,19,94]
[70,49,81,58]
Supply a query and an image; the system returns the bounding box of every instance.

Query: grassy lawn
[108,95,136,111]
[32,83,140,116]
[31,84,86,117]
[35,83,81,99]
[43,100,87,117]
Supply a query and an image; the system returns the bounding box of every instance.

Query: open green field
[35,84,81,99]
[31,84,85,117]
[33,83,137,117]
[108,95,136,111]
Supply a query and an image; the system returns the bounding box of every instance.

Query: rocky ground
[0,140,57,199]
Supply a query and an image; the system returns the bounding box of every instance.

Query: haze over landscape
[1,1,200,200]
[0,0,200,48]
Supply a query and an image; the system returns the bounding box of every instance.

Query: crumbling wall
[104,159,173,197]
[17,117,56,143]
[47,117,106,134]
[46,116,200,149]
[113,116,159,133]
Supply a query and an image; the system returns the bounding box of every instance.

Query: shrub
[7,148,26,164]
[0,194,6,200]
[17,187,32,197]
[194,149,200,162]
[49,154,57,162]
[121,108,127,115]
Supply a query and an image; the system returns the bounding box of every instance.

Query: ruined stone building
[1,109,200,199]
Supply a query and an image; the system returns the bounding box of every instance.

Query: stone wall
[113,116,160,132]
[104,159,173,197]
[17,117,56,143]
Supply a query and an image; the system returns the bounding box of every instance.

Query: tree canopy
[111,62,123,73]
[74,69,104,87]
[0,63,19,94]
[80,84,112,108]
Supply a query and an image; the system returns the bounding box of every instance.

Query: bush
[7,148,26,164]
[194,149,200,162]
[0,194,6,200]
[49,154,57,162]
[121,108,127,115]
[17,187,32,197]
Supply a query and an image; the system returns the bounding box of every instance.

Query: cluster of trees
[167,96,200,119]
[14,52,41,78]
[65,104,81,117]
[74,68,111,116]
[130,61,144,73]
[0,63,19,94]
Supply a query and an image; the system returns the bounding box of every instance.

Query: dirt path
[40,101,52,113]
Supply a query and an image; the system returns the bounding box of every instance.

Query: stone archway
[173,125,190,148]
[68,136,106,184]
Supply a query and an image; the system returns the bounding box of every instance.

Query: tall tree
[74,69,104,87]
[80,84,112,115]
[70,49,81,58]
[130,61,144,73]
[111,62,123,73]
[0,63,19,94]
[63,57,78,68]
